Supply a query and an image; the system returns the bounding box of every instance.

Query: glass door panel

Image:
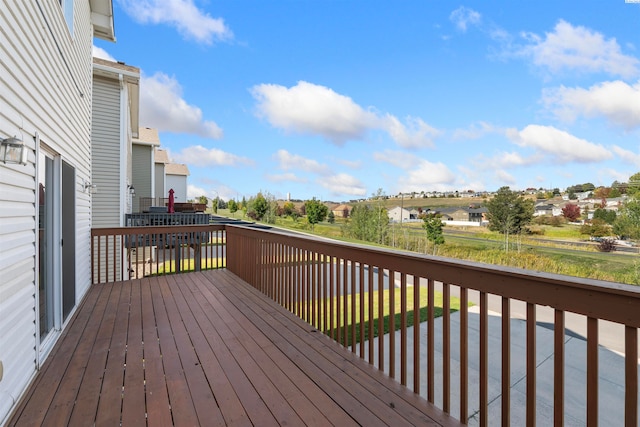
[38,152,55,341]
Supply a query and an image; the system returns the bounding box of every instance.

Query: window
[61,0,74,35]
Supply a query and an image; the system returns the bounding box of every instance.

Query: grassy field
[352,196,486,211]
[214,207,640,284]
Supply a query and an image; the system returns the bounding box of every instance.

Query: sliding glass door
[37,145,77,357]
[38,149,58,343]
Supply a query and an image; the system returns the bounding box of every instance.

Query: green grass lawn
[157,257,226,274]
[326,287,467,346]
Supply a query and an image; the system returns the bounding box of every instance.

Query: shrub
[597,238,616,252]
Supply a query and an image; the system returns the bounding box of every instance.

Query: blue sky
[94,1,640,202]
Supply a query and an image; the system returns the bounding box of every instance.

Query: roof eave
[90,0,115,41]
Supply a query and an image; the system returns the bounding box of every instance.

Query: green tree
[342,204,389,244]
[282,201,296,218]
[304,198,328,230]
[263,194,279,224]
[613,198,640,239]
[422,214,445,255]
[593,208,616,225]
[485,186,534,252]
[228,199,238,213]
[246,192,269,221]
[627,172,640,196]
[327,211,335,224]
[581,219,610,238]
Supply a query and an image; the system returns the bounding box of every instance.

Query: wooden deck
[8,270,458,426]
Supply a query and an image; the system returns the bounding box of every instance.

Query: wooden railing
[225,225,640,426]
[90,224,225,284]
[90,223,640,425]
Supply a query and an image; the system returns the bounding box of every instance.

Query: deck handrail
[90,224,226,284]
[224,224,640,426]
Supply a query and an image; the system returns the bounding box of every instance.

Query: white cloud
[507,124,612,163]
[265,172,307,183]
[252,81,377,144]
[613,145,640,167]
[273,149,330,175]
[382,115,440,149]
[92,45,115,61]
[452,121,497,140]
[335,158,362,169]
[495,170,516,185]
[319,173,367,196]
[171,145,253,167]
[474,151,540,170]
[373,150,421,169]
[450,7,481,32]
[141,72,223,139]
[187,182,237,201]
[117,0,232,45]
[542,80,640,130]
[251,81,440,147]
[397,160,456,192]
[187,184,208,200]
[519,20,639,78]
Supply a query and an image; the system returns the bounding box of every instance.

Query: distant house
[534,203,561,217]
[468,207,488,222]
[388,206,411,222]
[132,127,161,212]
[439,207,488,223]
[165,163,190,203]
[91,58,140,227]
[154,147,170,204]
[332,204,351,218]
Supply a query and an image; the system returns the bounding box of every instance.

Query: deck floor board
[8,269,459,427]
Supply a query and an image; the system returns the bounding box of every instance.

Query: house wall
[132,144,153,212]
[449,209,469,221]
[155,163,166,200]
[388,207,410,222]
[0,1,96,423]
[92,76,122,227]
[166,175,188,203]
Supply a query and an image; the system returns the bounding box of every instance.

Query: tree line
[195,174,640,253]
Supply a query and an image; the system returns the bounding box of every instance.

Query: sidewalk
[367,307,637,426]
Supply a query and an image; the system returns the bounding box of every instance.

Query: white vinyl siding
[155,163,165,200]
[92,76,122,227]
[132,145,153,212]
[166,175,188,203]
[0,0,97,423]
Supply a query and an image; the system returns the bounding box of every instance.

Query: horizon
[94,1,640,202]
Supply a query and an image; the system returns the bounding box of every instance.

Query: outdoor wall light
[128,185,135,196]
[0,136,28,165]
[83,179,97,194]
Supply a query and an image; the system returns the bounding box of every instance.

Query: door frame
[35,139,63,363]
